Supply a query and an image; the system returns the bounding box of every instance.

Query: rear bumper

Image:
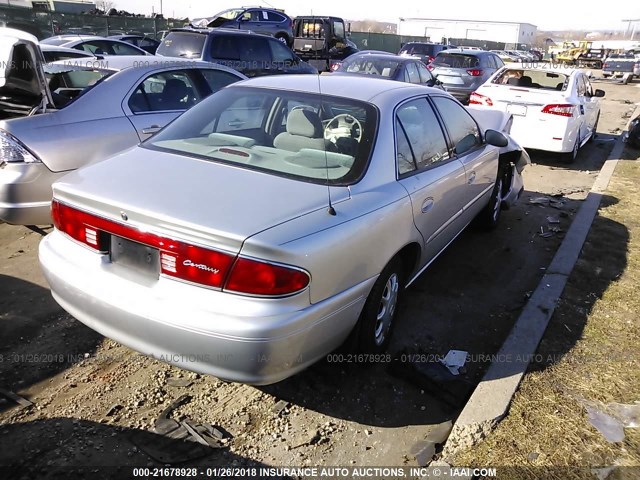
[510,116,577,153]
[0,162,64,225]
[39,231,373,385]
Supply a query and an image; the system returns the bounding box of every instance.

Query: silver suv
[202,7,294,46]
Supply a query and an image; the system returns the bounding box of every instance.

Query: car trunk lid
[473,84,569,117]
[0,28,53,118]
[52,146,349,255]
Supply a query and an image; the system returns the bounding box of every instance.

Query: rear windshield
[400,44,436,56]
[145,86,378,186]
[433,53,480,68]
[40,37,74,46]
[156,32,206,59]
[492,69,569,90]
[43,65,114,107]
[340,57,401,78]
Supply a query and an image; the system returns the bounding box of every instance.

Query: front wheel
[474,170,505,230]
[561,137,580,163]
[353,258,404,354]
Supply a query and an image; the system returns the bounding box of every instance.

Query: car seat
[273,108,326,152]
[161,78,192,110]
[518,76,533,87]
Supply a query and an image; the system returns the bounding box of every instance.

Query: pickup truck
[602,53,640,83]
[292,16,358,72]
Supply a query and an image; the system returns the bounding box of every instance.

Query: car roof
[346,52,414,62]
[168,27,268,37]
[45,55,238,73]
[438,49,487,55]
[235,74,444,103]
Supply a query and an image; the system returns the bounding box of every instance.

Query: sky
[115,0,637,32]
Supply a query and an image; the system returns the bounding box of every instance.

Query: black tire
[352,258,404,354]
[589,113,599,143]
[474,169,505,230]
[275,33,290,46]
[561,137,580,164]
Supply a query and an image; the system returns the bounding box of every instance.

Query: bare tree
[96,1,116,11]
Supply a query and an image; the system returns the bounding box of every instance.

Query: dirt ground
[1,78,639,476]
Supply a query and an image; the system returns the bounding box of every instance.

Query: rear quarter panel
[243,182,418,305]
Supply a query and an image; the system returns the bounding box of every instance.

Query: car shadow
[0,417,274,476]
[526,133,618,171]
[0,274,103,413]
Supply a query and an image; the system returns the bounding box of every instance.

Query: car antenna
[317,71,336,216]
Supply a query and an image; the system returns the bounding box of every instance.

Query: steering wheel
[324,114,363,145]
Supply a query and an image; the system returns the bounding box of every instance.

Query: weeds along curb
[441,103,640,458]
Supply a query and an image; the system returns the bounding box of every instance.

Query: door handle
[467,171,477,184]
[421,197,435,213]
[141,125,161,135]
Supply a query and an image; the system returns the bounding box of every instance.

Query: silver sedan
[0,54,246,225]
[39,75,529,385]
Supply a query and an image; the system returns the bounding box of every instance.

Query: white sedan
[469,66,604,162]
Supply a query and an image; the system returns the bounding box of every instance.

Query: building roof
[398,18,537,29]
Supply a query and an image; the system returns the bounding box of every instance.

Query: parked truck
[602,52,640,83]
[292,16,358,72]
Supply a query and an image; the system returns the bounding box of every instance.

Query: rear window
[145,86,378,186]
[157,32,206,59]
[492,69,569,90]
[400,44,436,56]
[340,57,401,78]
[433,53,480,68]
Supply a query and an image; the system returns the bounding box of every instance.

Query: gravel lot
[1,78,639,474]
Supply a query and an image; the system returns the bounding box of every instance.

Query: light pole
[622,19,640,41]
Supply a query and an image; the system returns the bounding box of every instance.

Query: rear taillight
[603,63,609,68]
[541,104,575,117]
[428,55,434,63]
[51,200,309,295]
[469,92,493,106]
[225,257,310,296]
[427,63,434,71]
[330,62,341,71]
[466,69,483,76]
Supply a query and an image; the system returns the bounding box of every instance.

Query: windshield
[341,57,401,78]
[156,32,206,59]
[433,53,480,68]
[213,9,244,20]
[145,86,378,185]
[492,69,569,90]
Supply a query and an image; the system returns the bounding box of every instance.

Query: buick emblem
[120,211,128,221]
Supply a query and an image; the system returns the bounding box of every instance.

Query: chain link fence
[350,31,508,53]
[0,5,185,39]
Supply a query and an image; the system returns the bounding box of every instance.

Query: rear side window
[210,36,241,61]
[266,11,285,22]
[157,32,206,59]
[239,36,271,62]
[111,42,144,55]
[128,71,200,113]
[200,69,243,92]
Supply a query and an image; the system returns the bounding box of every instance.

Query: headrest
[286,108,323,138]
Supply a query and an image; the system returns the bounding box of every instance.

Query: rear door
[124,70,204,141]
[395,97,468,260]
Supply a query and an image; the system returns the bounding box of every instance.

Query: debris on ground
[389,353,475,409]
[546,215,560,224]
[439,350,468,376]
[105,404,123,417]
[130,394,227,463]
[166,378,194,388]
[0,387,33,409]
[270,399,291,416]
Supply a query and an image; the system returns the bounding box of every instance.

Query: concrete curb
[442,104,640,457]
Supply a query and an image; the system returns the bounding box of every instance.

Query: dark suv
[398,42,448,64]
[156,28,318,78]
[204,7,294,46]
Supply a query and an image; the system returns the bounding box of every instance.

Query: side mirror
[594,89,605,97]
[485,129,509,147]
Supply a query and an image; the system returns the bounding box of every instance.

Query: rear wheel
[589,113,600,143]
[352,258,403,354]
[275,33,289,46]
[562,137,580,164]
